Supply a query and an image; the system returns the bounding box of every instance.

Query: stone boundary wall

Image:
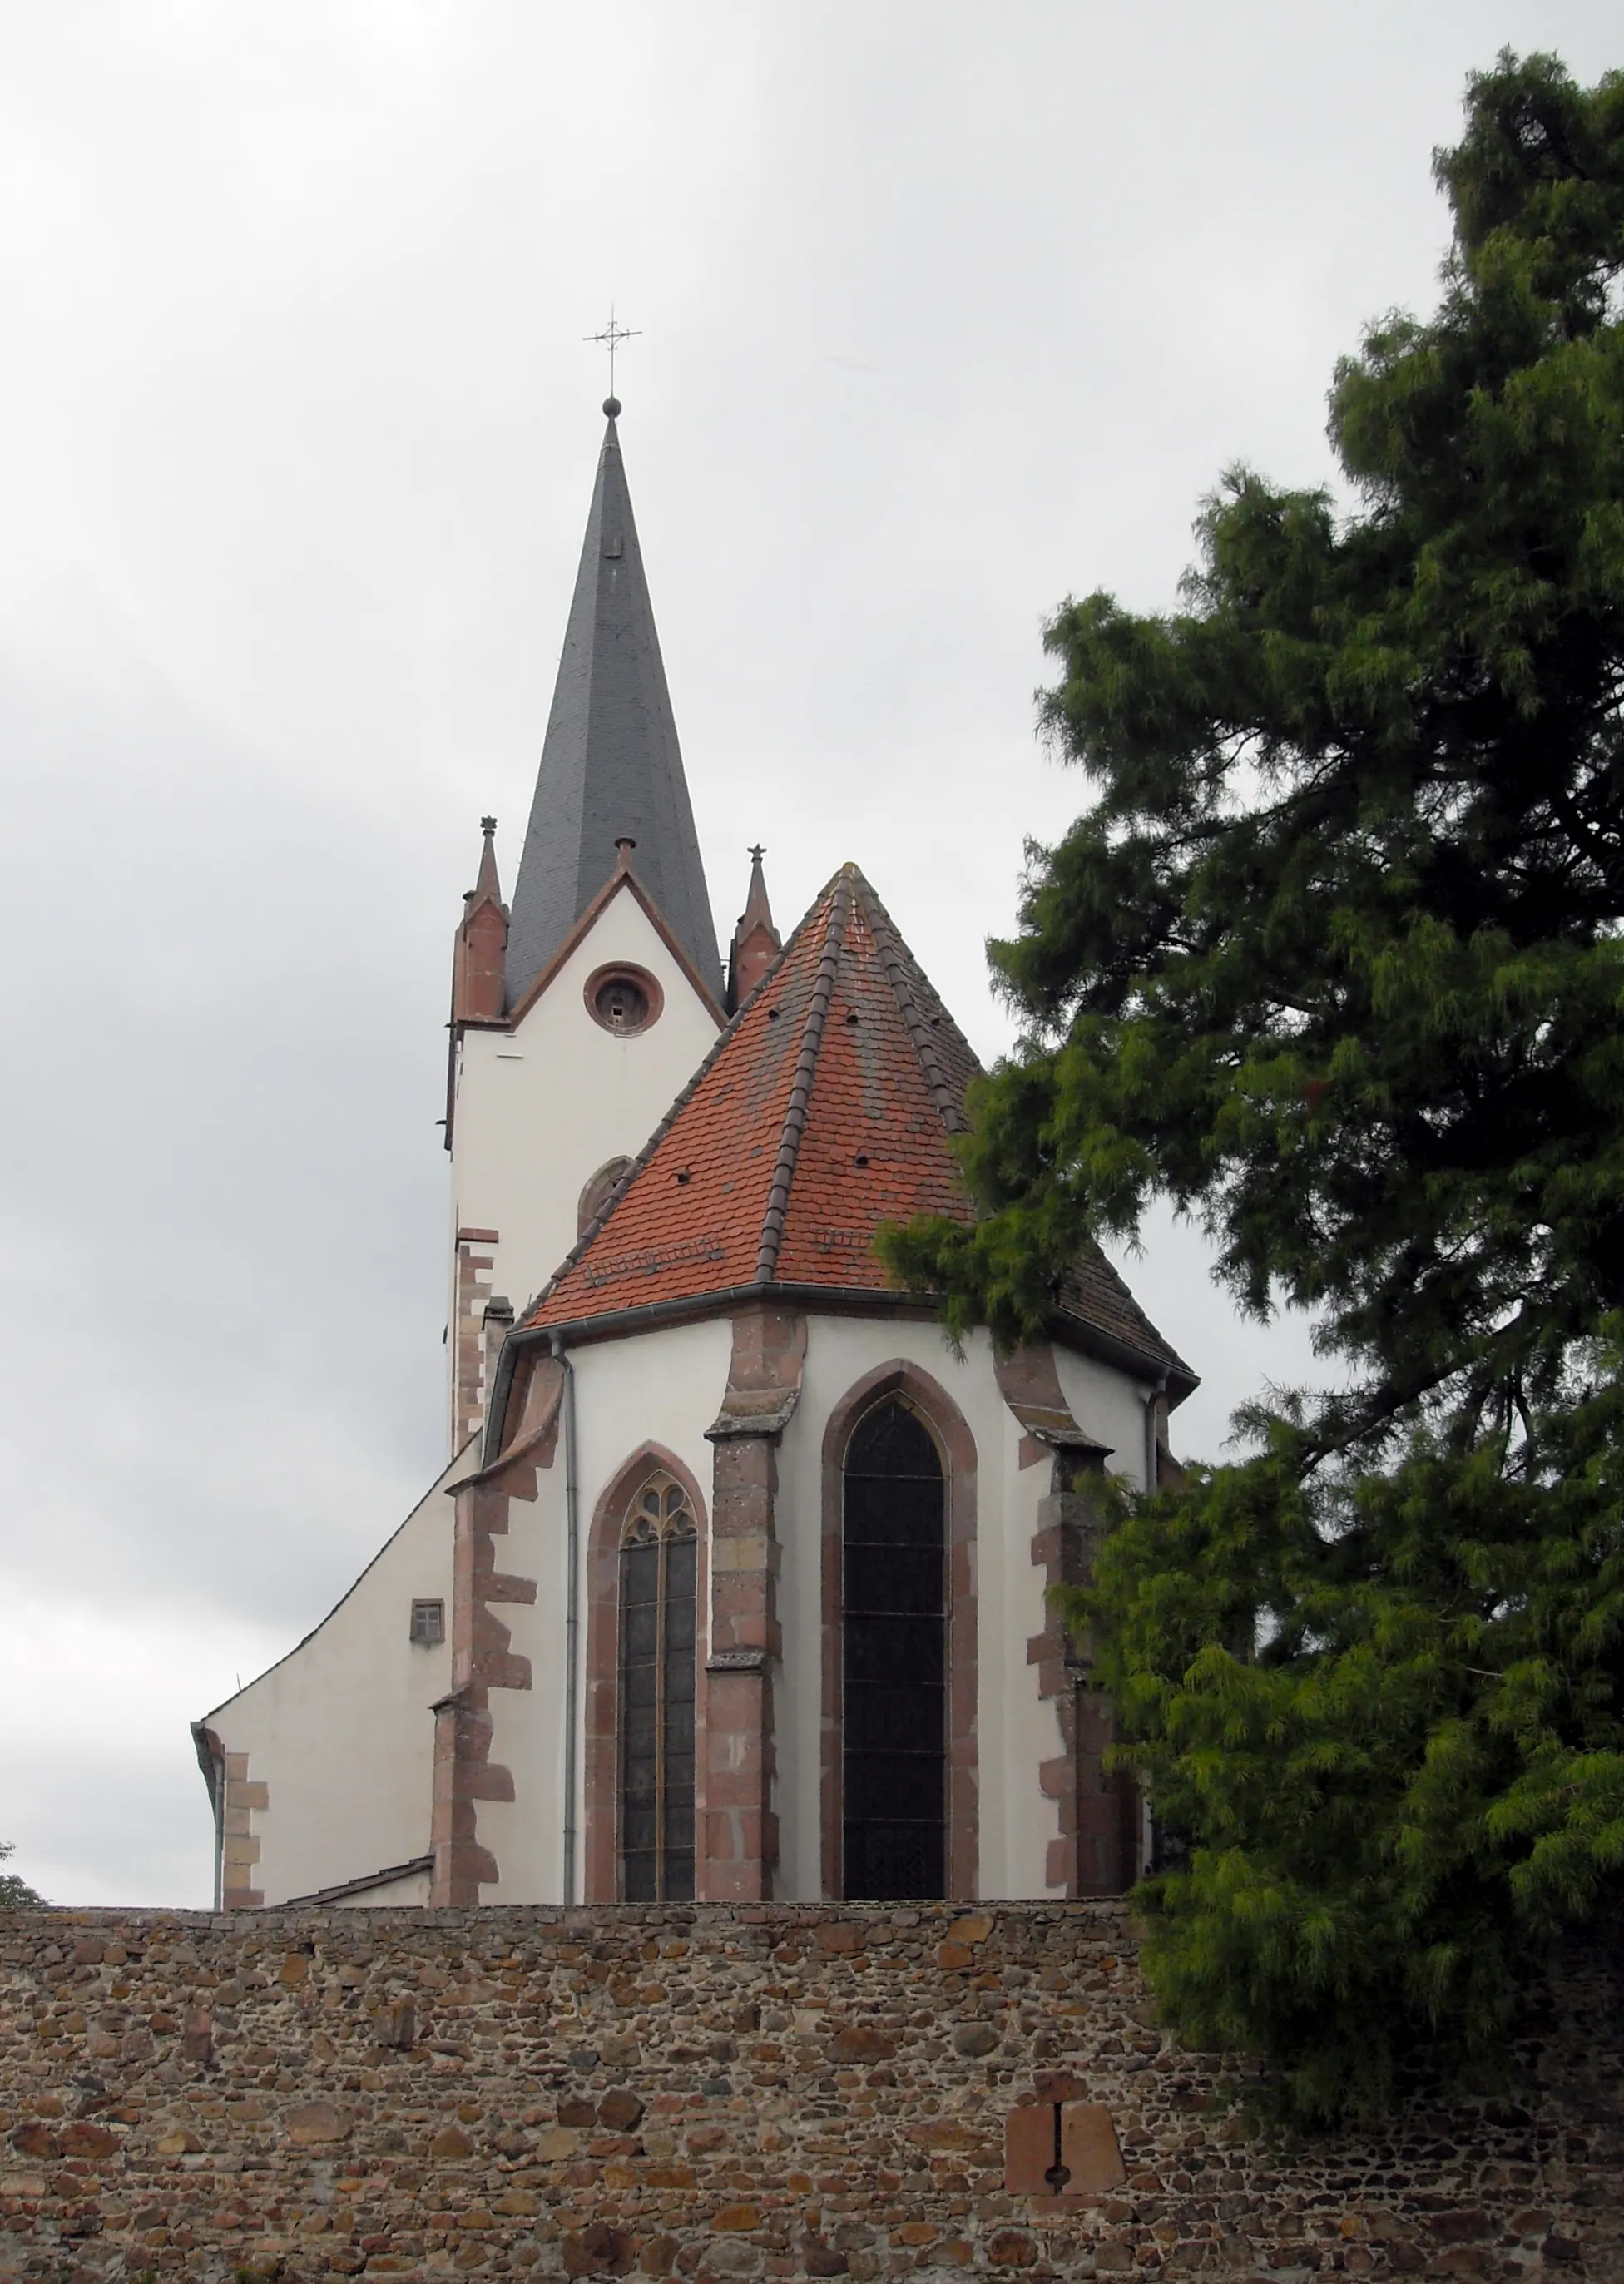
[1,1901,1620,2284]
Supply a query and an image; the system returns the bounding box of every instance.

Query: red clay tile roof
[524,864,1193,1393]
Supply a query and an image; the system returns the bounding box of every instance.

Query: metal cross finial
[748,844,766,865]
[584,308,641,404]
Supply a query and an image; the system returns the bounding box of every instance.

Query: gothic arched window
[619,1472,697,1900]
[842,1398,947,1900]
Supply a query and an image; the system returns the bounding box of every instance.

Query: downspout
[1138,1372,1170,1880]
[550,1330,581,1905]
[1142,1371,1168,1494]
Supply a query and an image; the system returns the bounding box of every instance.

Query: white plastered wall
[472,1310,1164,1907]
[448,885,721,1369]
[334,1866,431,1907]
[475,1315,734,1903]
[204,1447,463,1905]
[1051,1343,1157,1494]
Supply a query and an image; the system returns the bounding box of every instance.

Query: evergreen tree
[0,1842,43,1909]
[882,51,1624,2127]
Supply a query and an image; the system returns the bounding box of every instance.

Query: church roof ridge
[519,864,1194,1395]
[754,870,852,1281]
[503,413,721,1010]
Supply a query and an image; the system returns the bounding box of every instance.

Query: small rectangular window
[409,1599,444,1646]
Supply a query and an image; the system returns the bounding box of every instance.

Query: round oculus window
[585,963,662,1035]
[597,975,646,1027]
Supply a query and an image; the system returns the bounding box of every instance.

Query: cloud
[0,0,1612,1901]
[0,1587,290,1908]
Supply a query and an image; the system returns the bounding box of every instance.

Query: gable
[505,864,725,1038]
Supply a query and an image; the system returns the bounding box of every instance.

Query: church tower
[445,402,726,1452]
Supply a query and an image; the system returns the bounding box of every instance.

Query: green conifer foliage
[880,51,1624,2127]
[0,1841,43,1909]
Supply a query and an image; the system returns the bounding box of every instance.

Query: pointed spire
[741,844,773,934]
[473,814,502,906]
[503,412,721,1009]
[452,815,508,1028]
[727,844,781,1011]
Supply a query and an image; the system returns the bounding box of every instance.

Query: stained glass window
[619,1473,697,1901]
[842,1398,947,1900]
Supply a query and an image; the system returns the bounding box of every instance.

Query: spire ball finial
[603,394,621,419]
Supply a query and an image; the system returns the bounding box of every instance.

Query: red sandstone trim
[582,961,666,1036]
[701,1439,782,1901]
[993,1343,1135,1898]
[452,1232,500,1453]
[730,917,780,1009]
[583,1443,711,1905]
[451,820,508,1029]
[819,1360,978,1902]
[1004,1345,1136,1899]
[993,1343,1114,1464]
[453,897,508,1028]
[431,1361,559,1905]
[701,1309,805,1902]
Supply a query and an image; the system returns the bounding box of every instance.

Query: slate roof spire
[503,407,722,1009]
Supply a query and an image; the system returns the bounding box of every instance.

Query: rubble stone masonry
[1,1900,1620,2284]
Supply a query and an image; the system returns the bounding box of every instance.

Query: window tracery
[841,1396,947,1900]
[619,1472,697,1900]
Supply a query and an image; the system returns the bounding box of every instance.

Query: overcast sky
[2,0,1615,1909]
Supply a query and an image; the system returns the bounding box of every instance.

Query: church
[192,399,1196,1916]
